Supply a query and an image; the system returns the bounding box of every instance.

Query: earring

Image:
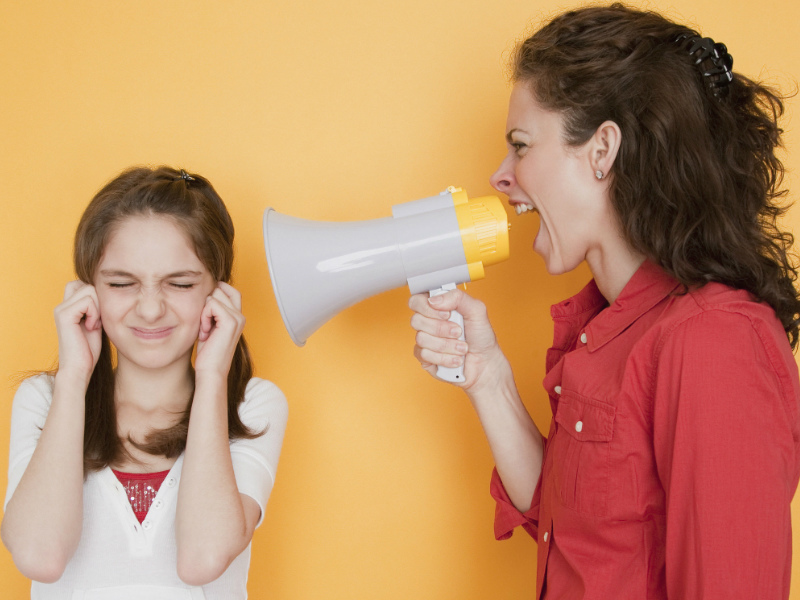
[595,170,604,180]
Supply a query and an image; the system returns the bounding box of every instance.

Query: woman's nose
[490,155,515,194]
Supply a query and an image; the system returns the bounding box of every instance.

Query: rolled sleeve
[490,466,542,541]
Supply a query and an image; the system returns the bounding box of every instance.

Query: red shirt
[491,261,800,599]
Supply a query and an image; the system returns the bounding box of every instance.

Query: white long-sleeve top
[4,374,288,600]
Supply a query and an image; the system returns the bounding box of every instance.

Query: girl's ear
[588,120,622,179]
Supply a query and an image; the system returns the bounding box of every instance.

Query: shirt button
[580,333,587,344]
[554,386,562,395]
[166,477,176,487]
[575,420,583,433]
[153,499,163,509]
[543,531,549,542]
[142,520,152,530]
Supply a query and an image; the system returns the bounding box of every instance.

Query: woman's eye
[108,282,133,288]
[511,142,527,153]
[170,283,195,289]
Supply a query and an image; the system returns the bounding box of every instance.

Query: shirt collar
[550,260,681,352]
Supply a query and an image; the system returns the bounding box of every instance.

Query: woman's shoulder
[656,283,796,379]
[654,282,784,337]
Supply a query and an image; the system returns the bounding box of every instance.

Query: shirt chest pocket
[550,390,616,516]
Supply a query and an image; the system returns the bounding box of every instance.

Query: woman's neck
[586,237,646,305]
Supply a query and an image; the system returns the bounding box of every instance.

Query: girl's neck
[114,354,194,415]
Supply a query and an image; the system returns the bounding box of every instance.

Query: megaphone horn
[263,187,510,382]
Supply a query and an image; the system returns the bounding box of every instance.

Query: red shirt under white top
[112,469,171,524]
[491,260,800,599]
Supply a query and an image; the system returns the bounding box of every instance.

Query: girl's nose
[135,289,166,321]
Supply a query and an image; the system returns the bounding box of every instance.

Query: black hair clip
[178,169,195,182]
[676,33,734,97]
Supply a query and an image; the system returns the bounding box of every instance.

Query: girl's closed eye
[108,282,135,288]
[169,282,196,290]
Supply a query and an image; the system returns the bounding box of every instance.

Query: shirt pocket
[72,585,206,600]
[550,390,616,516]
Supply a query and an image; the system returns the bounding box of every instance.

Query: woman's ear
[589,120,621,179]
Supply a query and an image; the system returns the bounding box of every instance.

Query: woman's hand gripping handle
[410,287,505,393]
[428,284,466,382]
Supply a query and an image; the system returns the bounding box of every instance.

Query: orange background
[1,1,798,597]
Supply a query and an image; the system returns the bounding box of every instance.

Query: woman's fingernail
[449,326,462,338]
[428,295,443,306]
[451,355,464,367]
[455,341,468,353]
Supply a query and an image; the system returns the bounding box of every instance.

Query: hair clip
[178,169,195,182]
[676,33,733,97]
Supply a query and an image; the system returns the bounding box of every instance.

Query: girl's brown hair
[74,166,259,471]
[514,3,800,348]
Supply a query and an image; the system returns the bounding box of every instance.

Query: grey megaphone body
[263,187,509,382]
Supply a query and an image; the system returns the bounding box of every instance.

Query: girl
[410,4,800,599]
[2,166,288,598]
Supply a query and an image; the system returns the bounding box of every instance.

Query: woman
[2,166,288,598]
[410,4,800,599]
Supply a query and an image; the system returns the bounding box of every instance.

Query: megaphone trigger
[428,283,466,383]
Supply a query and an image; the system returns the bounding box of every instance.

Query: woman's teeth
[515,204,535,215]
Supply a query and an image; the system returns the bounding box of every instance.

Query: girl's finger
[63,280,81,301]
[210,286,237,311]
[215,281,242,311]
[198,297,217,341]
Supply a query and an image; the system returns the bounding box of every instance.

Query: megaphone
[263,187,510,382]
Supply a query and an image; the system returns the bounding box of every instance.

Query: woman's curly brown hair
[514,3,800,348]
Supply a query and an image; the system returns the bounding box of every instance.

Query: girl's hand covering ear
[54,281,103,387]
[194,282,245,379]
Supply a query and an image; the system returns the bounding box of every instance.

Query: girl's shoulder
[239,377,288,424]
[15,372,55,405]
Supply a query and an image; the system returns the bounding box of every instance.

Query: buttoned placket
[102,457,182,557]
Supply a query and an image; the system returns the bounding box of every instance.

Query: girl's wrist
[193,370,229,393]
[54,368,93,394]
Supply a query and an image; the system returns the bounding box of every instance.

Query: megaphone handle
[429,284,466,383]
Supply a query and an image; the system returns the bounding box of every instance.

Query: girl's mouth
[131,327,174,339]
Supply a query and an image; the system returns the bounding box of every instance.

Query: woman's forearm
[467,356,544,512]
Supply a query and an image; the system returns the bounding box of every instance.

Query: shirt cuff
[490,467,541,541]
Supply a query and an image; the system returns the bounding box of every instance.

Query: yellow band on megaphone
[450,189,510,281]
